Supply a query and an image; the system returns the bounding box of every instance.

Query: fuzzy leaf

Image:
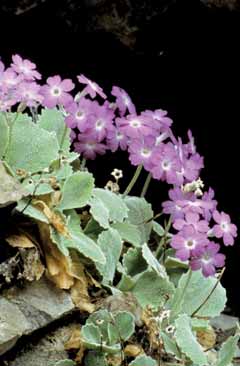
[170,270,227,318]
[122,248,148,277]
[142,243,167,278]
[161,332,181,359]
[59,172,94,210]
[5,115,59,173]
[124,196,153,244]
[16,198,49,223]
[132,270,175,309]
[0,162,28,207]
[108,311,135,344]
[216,333,240,366]
[38,108,70,152]
[175,314,208,366]
[84,351,107,366]
[111,222,141,247]
[81,323,102,349]
[0,113,9,158]
[153,220,165,236]
[129,354,157,366]
[89,195,110,229]
[92,189,129,223]
[96,228,122,284]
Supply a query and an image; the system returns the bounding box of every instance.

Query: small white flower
[111,168,123,181]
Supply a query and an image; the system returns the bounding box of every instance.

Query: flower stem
[60,124,68,150]
[3,112,19,159]
[140,172,152,198]
[123,164,143,197]
[81,158,86,170]
[191,267,225,317]
[170,269,192,320]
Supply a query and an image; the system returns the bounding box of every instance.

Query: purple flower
[0,69,22,91]
[116,114,157,140]
[41,75,74,108]
[65,98,92,130]
[87,103,115,142]
[202,188,217,221]
[171,225,209,261]
[150,142,181,184]
[111,85,136,116]
[106,126,128,152]
[190,242,225,277]
[186,130,196,154]
[128,136,157,170]
[212,210,237,246]
[173,212,209,233]
[77,74,106,99]
[11,54,41,80]
[74,133,108,159]
[142,109,173,130]
[162,187,195,220]
[177,197,214,215]
[17,81,43,107]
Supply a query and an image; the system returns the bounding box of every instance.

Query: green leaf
[38,108,70,152]
[111,222,141,247]
[58,172,94,210]
[124,196,153,244]
[91,189,129,224]
[132,270,175,309]
[52,229,106,265]
[0,113,9,158]
[122,248,148,277]
[5,115,59,173]
[117,274,136,291]
[191,318,209,330]
[170,270,227,318]
[175,314,208,366]
[84,351,107,366]
[108,311,135,344]
[81,323,102,349]
[89,195,110,229]
[129,354,157,366]
[142,243,167,278]
[16,198,49,223]
[161,332,181,359]
[0,162,28,207]
[96,228,122,284]
[153,220,165,236]
[216,333,240,366]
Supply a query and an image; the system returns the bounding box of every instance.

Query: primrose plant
[0,55,239,366]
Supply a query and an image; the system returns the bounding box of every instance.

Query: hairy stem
[123,164,143,197]
[140,172,152,197]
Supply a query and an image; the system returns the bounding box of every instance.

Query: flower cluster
[0,54,237,277]
[163,186,237,276]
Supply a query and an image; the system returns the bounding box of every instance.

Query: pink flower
[128,137,156,171]
[142,109,173,130]
[11,54,41,80]
[173,212,209,233]
[16,81,43,107]
[77,74,106,99]
[74,133,108,159]
[171,225,209,261]
[87,103,115,142]
[162,187,195,220]
[0,69,22,90]
[190,242,225,277]
[116,114,157,140]
[41,75,74,108]
[111,85,136,116]
[150,142,181,184]
[106,126,128,152]
[213,210,237,246]
[65,98,92,130]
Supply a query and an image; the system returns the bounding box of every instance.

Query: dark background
[1,0,240,312]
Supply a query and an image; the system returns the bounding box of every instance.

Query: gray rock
[210,313,238,331]
[8,325,75,366]
[0,277,75,356]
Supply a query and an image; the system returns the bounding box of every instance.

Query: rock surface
[0,277,74,355]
